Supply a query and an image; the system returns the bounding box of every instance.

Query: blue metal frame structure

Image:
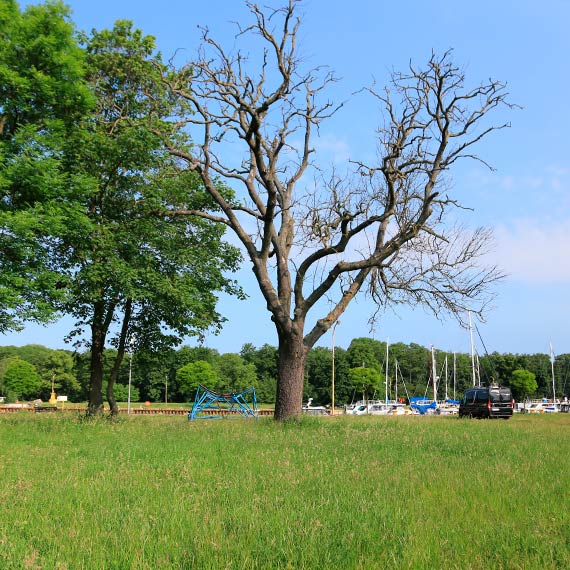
[189,385,259,420]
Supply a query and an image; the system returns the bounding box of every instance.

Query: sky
[7,0,570,357]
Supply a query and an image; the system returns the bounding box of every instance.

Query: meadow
[0,412,569,569]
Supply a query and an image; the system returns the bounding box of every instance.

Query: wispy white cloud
[312,134,351,164]
[465,163,569,194]
[490,219,570,283]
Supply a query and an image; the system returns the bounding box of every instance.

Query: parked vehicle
[459,386,514,419]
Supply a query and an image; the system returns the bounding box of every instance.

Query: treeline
[1,338,568,404]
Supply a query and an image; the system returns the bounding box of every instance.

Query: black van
[459,386,514,419]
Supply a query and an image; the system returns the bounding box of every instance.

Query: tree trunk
[87,322,105,416]
[106,374,119,417]
[274,327,307,421]
[106,299,132,417]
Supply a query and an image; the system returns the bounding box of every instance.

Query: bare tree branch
[152,4,512,419]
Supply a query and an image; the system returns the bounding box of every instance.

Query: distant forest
[1,338,568,405]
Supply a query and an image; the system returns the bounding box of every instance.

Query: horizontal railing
[0,405,274,416]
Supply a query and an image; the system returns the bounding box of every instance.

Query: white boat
[346,401,407,416]
[522,399,560,414]
[345,399,381,415]
[369,402,407,415]
[542,401,560,413]
[436,400,459,415]
[302,397,328,416]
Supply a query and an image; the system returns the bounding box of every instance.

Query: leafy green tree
[175,346,221,369]
[112,383,140,403]
[303,346,350,406]
[0,344,81,401]
[554,353,570,398]
[9,344,52,368]
[510,369,537,402]
[346,338,383,371]
[488,352,521,385]
[2,14,242,414]
[214,353,257,394]
[0,0,93,331]
[33,22,242,416]
[332,348,352,405]
[3,357,41,399]
[131,348,175,403]
[240,343,278,403]
[40,350,81,401]
[349,366,381,402]
[177,360,218,400]
[304,347,332,404]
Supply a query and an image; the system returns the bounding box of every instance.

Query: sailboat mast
[550,341,556,401]
[445,355,449,400]
[453,352,457,400]
[469,312,476,387]
[475,354,481,387]
[431,346,438,402]
[395,359,398,402]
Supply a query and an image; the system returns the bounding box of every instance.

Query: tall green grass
[1,413,568,569]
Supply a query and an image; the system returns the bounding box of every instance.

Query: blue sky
[8,0,570,357]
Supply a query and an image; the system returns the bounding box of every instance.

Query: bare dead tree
[158,1,511,420]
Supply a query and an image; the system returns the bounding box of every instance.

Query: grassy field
[0,413,569,569]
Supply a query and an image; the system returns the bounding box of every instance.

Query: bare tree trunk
[274,327,307,421]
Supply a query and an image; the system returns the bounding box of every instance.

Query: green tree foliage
[41,350,81,400]
[12,344,80,400]
[1,10,242,414]
[111,383,140,403]
[0,0,93,331]
[346,338,384,371]
[240,343,278,403]
[0,344,81,400]
[348,366,381,401]
[29,21,241,415]
[1,339,568,405]
[175,346,221,369]
[304,347,332,404]
[303,346,351,406]
[214,353,257,394]
[510,369,538,401]
[3,357,41,399]
[130,348,175,403]
[333,349,353,405]
[177,360,218,400]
